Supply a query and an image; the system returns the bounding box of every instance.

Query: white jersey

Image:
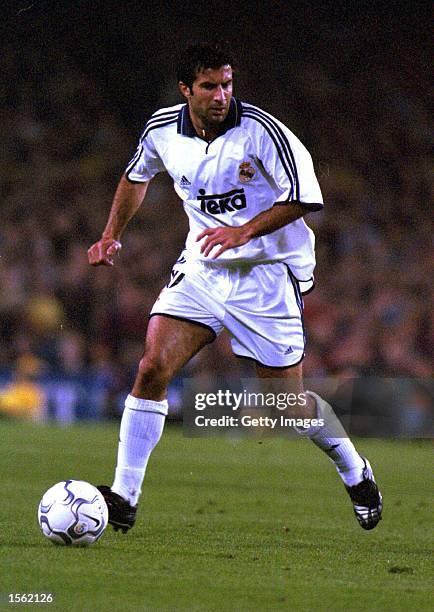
[126,98,323,280]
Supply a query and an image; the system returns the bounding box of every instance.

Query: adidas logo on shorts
[180,175,191,186]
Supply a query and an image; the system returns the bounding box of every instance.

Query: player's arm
[242,201,308,236]
[197,201,308,258]
[88,175,150,266]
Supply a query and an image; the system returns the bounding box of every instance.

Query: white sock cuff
[125,394,168,416]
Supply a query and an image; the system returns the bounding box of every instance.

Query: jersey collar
[177,98,242,137]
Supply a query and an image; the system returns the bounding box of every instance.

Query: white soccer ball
[38,480,108,546]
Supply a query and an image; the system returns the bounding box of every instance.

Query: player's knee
[136,355,171,389]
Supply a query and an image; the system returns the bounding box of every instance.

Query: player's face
[180,65,233,129]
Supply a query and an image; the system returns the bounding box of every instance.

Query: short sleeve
[289,139,323,209]
[246,107,323,210]
[125,130,165,183]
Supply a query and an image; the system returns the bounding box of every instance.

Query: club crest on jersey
[197,188,247,215]
[239,161,256,183]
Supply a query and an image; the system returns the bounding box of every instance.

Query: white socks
[112,394,167,505]
[111,390,364,505]
[299,390,365,487]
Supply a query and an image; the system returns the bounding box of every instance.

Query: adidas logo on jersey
[180,175,191,186]
[197,188,247,215]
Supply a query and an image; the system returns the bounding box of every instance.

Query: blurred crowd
[0,33,431,431]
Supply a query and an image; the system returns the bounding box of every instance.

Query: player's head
[177,41,235,128]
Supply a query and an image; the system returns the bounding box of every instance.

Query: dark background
[3,1,431,129]
[0,0,432,429]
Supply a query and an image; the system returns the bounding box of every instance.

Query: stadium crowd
[0,32,431,432]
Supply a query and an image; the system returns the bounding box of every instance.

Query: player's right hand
[87,238,122,267]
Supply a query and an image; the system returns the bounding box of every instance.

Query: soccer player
[88,42,382,532]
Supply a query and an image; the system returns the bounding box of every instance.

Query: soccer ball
[38,480,108,546]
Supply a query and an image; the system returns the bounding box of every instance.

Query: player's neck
[189,111,219,142]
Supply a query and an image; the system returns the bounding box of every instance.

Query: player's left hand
[196,226,251,258]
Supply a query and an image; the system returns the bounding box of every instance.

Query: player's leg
[254,359,315,418]
[255,361,382,529]
[255,360,365,474]
[131,314,215,400]
[229,263,372,488]
[102,315,215,532]
[226,262,382,529]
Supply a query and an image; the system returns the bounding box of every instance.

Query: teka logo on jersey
[197,188,246,215]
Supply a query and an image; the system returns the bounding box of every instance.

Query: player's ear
[179,81,192,99]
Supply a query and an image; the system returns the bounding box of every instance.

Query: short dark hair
[176,41,235,91]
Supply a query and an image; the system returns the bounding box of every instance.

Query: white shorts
[150,259,309,368]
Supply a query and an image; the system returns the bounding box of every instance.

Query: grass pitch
[0,420,431,611]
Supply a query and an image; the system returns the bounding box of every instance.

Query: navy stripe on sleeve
[242,111,295,199]
[126,117,178,180]
[125,145,143,174]
[127,110,180,173]
[140,112,180,141]
[242,104,300,200]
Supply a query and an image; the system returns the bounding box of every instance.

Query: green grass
[0,421,432,611]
